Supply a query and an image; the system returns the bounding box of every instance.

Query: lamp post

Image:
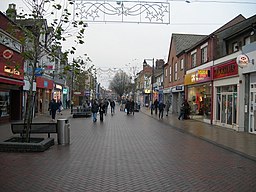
[143,58,154,115]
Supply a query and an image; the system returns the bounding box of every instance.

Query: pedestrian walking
[150,100,154,115]
[110,99,115,115]
[91,100,99,122]
[99,101,106,121]
[57,99,63,115]
[48,99,53,116]
[130,99,135,115]
[178,100,190,120]
[154,99,159,115]
[125,99,130,115]
[49,99,58,121]
[183,100,191,119]
[158,101,165,119]
[166,100,170,116]
[104,98,109,115]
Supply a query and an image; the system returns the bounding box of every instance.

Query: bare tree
[6,0,87,142]
[109,71,131,97]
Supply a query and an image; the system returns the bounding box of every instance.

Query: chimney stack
[6,4,17,22]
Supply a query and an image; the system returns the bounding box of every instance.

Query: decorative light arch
[74,0,170,24]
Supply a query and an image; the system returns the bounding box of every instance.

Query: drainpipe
[210,35,215,125]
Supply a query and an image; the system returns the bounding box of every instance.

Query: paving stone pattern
[0,110,256,191]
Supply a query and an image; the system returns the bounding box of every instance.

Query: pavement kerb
[140,107,256,162]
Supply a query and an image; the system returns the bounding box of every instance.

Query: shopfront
[163,87,171,105]
[0,46,24,122]
[249,77,256,134]
[213,60,239,129]
[171,85,184,115]
[53,83,63,101]
[144,89,150,107]
[185,67,212,123]
[36,77,53,114]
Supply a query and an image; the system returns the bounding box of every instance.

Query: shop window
[216,94,221,121]
[187,84,211,119]
[0,91,10,117]
[233,93,237,124]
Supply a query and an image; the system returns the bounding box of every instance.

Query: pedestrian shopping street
[0,108,256,191]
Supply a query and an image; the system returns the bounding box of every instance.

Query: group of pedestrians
[91,99,116,122]
[124,98,135,115]
[150,98,190,120]
[151,99,166,119]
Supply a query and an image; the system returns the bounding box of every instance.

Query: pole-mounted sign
[236,54,249,68]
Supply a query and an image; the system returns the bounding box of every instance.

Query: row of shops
[0,11,71,123]
[0,73,69,123]
[162,44,256,134]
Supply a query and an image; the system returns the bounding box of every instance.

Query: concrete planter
[0,137,54,152]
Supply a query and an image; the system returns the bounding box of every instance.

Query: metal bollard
[57,119,70,145]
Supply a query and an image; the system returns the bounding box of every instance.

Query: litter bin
[57,119,70,145]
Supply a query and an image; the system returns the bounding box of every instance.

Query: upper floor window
[201,46,208,63]
[169,66,172,82]
[180,59,184,70]
[191,53,197,67]
[174,63,178,81]
[244,36,250,45]
[232,42,239,52]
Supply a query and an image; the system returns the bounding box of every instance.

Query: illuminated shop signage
[55,84,62,90]
[213,60,238,79]
[198,70,209,78]
[185,68,211,85]
[63,88,68,94]
[144,89,151,94]
[4,66,20,75]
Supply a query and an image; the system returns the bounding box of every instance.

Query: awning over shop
[0,76,24,86]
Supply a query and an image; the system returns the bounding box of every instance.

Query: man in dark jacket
[158,101,165,119]
[91,100,99,122]
[154,99,159,115]
[49,99,58,121]
[110,100,115,115]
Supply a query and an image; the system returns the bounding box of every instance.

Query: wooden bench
[11,122,57,138]
[73,106,92,118]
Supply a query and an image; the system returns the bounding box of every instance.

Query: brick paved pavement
[0,108,256,191]
[140,107,256,162]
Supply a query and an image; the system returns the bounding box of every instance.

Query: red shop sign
[213,60,238,80]
[3,49,13,59]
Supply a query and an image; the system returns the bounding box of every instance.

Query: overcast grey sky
[1,0,256,88]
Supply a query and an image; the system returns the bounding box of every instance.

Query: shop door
[249,92,256,134]
[221,93,233,127]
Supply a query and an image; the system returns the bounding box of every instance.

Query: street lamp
[143,58,154,115]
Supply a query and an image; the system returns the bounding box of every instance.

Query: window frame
[191,53,197,67]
